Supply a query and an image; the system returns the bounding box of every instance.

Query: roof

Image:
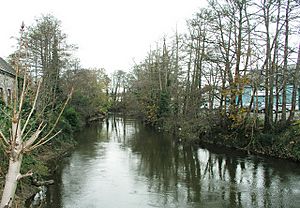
[0,57,15,77]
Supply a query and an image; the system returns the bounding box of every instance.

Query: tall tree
[26,14,75,111]
[0,24,72,208]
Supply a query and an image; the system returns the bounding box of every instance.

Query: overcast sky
[0,0,206,73]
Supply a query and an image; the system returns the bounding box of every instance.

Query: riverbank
[176,113,300,162]
[117,109,300,162]
[0,137,76,207]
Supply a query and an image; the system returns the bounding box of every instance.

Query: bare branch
[23,88,73,152]
[0,107,11,119]
[17,69,27,116]
[29,130,62,151]
[37,88,73,143]
[12,25,25,118]
[18,36,30,114]
[22,124,34,141]
[16,170,33,181]
[0,130,9,147]
[21,80,42,136]
[23,122,46,150]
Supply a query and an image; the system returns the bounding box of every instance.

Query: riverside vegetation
[0,15,110,207]
[109,0,300,160]
[1,0,300,206]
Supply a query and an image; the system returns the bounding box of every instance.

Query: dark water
[46,117,300,208]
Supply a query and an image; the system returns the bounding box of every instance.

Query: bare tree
[0,24,72,208]
[288,43,300,121]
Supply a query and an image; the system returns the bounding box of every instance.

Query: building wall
[0,72,14,104]
[242,85,300,111]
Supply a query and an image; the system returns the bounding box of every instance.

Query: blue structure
[241,85,300,111]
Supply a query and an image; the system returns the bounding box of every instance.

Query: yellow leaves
[221,89,231,96]
[240,76,251,85]
[146,103,159,122]
[228,107,248,128]
[222,75,251,96]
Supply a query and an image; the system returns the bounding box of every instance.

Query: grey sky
[0,0,205,73]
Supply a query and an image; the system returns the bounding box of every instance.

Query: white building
[0,57,15,105]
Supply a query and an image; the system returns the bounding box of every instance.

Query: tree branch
[21,80,42,136]
[0,108,11,119]
[23,122,46,151]
[29,130,62,151]
[17,70,28,117]
[37,88,73,143]
[0,130,9,147]
[16,170,33,181]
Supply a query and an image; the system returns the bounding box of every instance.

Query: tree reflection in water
[47,117,300,208]
[124,117,300,207]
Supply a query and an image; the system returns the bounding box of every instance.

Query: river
[46,117,300,207]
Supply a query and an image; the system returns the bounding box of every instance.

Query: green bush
[291,143,300,160]
[21,154,48,178]
[62,106,82,131]
[256,132,274,147]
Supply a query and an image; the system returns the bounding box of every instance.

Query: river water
[46,117,300,208]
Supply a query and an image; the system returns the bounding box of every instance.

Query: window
[0,88,3,100]
[7,89,11,104]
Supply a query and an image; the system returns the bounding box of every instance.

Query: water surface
[47,117,300,207]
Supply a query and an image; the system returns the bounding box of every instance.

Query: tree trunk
[183,46,192,116]
[281,0,290,122]
[1,120,22,208]
[288,43,300,121]
[0,155,23,208]
[263,0,271,130]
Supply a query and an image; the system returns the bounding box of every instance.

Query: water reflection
[47,117,300,208]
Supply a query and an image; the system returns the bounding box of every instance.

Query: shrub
[62,106,82,131]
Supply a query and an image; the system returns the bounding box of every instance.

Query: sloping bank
[0,107,84,207]
[173,113,300,162]
[0,135,77,207]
